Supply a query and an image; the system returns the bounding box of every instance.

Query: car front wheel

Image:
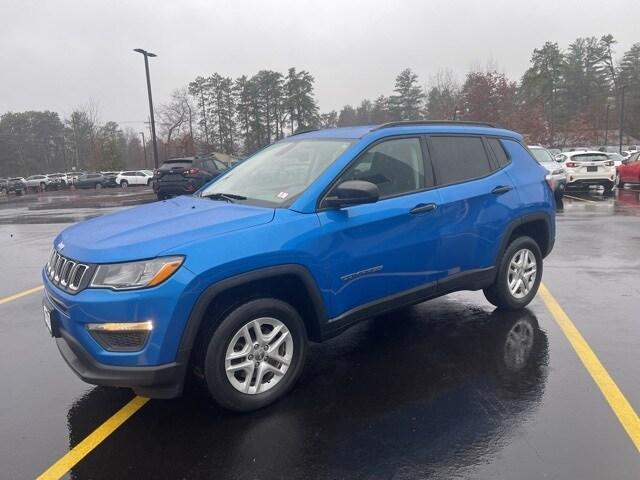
[121,180,128,188]
[202,298,307,412]
[484,236,542,310]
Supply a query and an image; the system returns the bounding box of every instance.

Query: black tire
[602,181,614,192]
[202,298,307,412]
[483,236,543,311]
[95,182,102,189]
[616,172,624,188]
[121,180,128,188]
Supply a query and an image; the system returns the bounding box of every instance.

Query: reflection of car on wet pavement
[529,145,566,200]
[556,151,616,191]
[64,307,548,480]
[42,122,555,412]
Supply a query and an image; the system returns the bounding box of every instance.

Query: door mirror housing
[324,180,380,209]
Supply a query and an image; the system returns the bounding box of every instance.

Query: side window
[338,138,425,199]
[430,136,493,185]
[486,137,510,167]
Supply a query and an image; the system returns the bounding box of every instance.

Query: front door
[316,136,443,319]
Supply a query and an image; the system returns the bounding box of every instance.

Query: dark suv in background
[153,155,227,200]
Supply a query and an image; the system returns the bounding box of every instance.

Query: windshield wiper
[203,192,247,203]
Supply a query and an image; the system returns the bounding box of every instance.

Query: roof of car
[290,122,522,140]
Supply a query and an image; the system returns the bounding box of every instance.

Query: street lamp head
[133,48,157,57]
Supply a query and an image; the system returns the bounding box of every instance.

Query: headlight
[90,256,183,290]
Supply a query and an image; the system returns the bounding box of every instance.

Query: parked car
[616,151,640,187]
[46,173,69,189]
[100,172,120,188]
[42,122,555,412]
[8,177,27,195]
[75,173,108,189]
[0,177,8,194]
[528,146,566,200]
[153,156,227,200]
[556,150,616,191]
[66,171,84,185]
[116,170,154,188]
[25,174,53,192]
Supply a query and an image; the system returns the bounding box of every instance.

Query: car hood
[55,196,275,263]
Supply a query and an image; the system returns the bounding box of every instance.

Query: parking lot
[1,187,639,479]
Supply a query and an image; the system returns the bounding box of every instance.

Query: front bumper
[55,321,185,398]
[42,263,199,398]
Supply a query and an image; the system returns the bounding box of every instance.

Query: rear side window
[487,138,510,167]
[430,136,493,185]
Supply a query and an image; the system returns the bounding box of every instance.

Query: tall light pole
[133,48,159,169]
[619,85,625,154]
[139,132,147,168]
[604,103,611,148]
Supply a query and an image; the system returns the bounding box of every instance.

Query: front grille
[46,250,90,293]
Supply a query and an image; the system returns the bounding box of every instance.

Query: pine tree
[389,68,424,120]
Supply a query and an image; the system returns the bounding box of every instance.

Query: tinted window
[430,136,493,184]
[571,154,608,162]
[339,137,425,198]
[160,160,192,171]
[488,138,510,167]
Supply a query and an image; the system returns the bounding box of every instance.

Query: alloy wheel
[507,248,537,299]
[224,317,293,395]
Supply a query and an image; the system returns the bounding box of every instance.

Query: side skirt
[319,266,496,340]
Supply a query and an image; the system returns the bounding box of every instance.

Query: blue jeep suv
[42,121,555,411]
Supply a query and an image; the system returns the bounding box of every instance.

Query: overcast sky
[2,0,638,131]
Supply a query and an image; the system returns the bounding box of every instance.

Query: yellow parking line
[0,285,44,305]
[37,396,149,479]
[564,194,598,203]
[539,283,640,452]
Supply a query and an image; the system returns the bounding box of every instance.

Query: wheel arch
[176,264,327,367]
[497,213,554,264]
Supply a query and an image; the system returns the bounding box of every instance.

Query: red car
[617,151,640,187]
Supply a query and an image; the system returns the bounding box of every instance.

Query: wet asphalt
[0,187,639,479]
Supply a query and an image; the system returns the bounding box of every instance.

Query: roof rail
[289,128,319,137]
[372,120,498,131]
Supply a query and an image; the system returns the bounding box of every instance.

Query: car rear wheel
[616,172,624,188]
[95,183,102,189]
[121,180,128,188]
[202,298,307,412]
[484,236,542,311]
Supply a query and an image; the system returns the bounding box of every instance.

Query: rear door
[428,135,519,276]
[316,136,443,317]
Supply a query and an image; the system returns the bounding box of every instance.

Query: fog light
[86,321,153,351]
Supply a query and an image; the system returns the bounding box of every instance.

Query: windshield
[200,139,354,205]
[529,148,554,163]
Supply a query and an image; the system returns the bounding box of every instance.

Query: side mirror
[324,180,379,209]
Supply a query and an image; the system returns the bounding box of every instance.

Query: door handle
[491,185,512,195]
[410,203,437,214]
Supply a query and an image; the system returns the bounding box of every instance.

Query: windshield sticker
[276,192,289,199]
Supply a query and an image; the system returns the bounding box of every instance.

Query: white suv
[556,151,616,191]
[116,170,154,188]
